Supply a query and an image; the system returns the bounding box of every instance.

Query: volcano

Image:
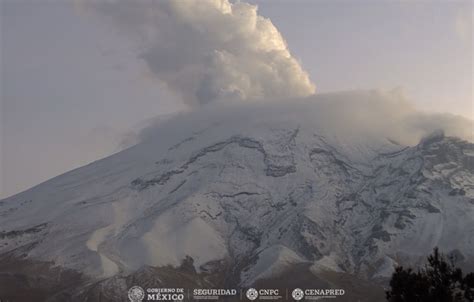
[1,92,473,301]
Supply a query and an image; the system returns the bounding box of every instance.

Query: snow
[0,92,472,283]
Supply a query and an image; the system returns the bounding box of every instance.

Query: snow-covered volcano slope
[1,91,473,286]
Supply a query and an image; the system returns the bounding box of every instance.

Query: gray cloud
[84,0,316,107]
[135,90,473,147]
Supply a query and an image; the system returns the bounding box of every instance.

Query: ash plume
[83,0,316,107]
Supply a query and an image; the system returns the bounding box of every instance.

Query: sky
[0,0,472,199]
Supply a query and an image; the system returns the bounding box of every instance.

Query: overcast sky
[1,0,472,199]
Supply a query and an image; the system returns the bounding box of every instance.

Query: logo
[301,288,345,299]
[193,288,238,300]
[128,286,145,302]
[246,288,259,300]
[146,287,185,301]
[292,288,304,301]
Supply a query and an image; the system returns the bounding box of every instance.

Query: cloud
[82,0,316,107]
[81,1,472,148]
[135,90,473,147]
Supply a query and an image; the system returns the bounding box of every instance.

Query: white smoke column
[84,0,316,106]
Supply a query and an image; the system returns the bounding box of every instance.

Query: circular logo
[246,288,259,300]
[292,288,304,301]
[128,286,145,302]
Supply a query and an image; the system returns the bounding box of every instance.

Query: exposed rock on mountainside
[1,95,472,301]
